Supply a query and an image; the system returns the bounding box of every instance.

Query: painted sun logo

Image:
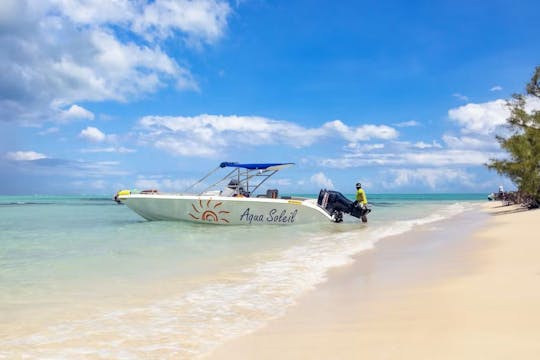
[189,199,230,223]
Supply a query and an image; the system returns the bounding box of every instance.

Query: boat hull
[119,194,333,225]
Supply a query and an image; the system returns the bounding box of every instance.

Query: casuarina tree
[487,66,540,204]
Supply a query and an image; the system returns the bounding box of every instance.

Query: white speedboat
[115,162,370,225]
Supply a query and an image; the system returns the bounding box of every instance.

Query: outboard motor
[317,189,371,223]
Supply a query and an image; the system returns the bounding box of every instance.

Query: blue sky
[1,0,539,195]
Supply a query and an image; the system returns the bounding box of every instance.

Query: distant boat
[115,162,370,225]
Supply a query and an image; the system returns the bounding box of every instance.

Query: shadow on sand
[490,204,536,216]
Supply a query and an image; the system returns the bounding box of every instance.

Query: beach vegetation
[487,66,540,205]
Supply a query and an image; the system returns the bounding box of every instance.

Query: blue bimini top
[219,162,294,170]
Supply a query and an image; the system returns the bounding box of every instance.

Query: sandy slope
[210,203,540,359]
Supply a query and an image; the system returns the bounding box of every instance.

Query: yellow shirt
[356,188,367,205]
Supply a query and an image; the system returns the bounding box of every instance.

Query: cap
[355,182,361,188]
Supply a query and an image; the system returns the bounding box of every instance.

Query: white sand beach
[210,202,540,359]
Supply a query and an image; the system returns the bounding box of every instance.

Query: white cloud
[413,141,442,149]
[394,120,420,127]
[345,143,385,152]
[79,126,106,142]
[322,120,398,142]
[267,178,293,188]
[138,115,398,157]
[48,0,231,45]
[58,104,95,122]
[156,137,220,157]
[80,147,136,153]
[135,178,162,190]
[38,127,60,135]
[524,96,540,113]
[175,69,201,92]
[71,160,129,177]
[5,151,47,161]
[132,0,231,46]
[322,149,499,168]
[50,0,135,25]
[310,172,334,189]
[490,85,503,92]
[134,176,195,192]
[452,93,469,101]
[448,97,540,134]
[3,152,130,179]
[384,168,474,190]
[319,121,509,176]
[50,29,181,102]
[448,99,509,134]
[78,126,123,144]
[0,0,231,125]
[442,134,498,150]
[322,129,506,170]
[400,150,492,166]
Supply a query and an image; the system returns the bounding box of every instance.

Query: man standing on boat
[355,182,369,223]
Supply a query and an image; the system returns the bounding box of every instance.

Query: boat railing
[180,162,294,197]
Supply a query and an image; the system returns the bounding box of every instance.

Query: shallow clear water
[0,194,485,358]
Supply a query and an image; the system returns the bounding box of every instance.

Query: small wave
[0,202,54,206]
[368,201,398,207]
[0,200,117,207]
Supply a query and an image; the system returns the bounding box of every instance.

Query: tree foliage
[487,66,540,201]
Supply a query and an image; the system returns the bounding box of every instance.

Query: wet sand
[210,203,540,359]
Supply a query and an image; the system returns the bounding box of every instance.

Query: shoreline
[209,202,540,359]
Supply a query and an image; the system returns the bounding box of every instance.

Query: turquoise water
[0,194,485,358]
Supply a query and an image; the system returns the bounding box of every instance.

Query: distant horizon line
[0,192,494,197]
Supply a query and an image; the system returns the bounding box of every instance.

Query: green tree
[487,66,540,203]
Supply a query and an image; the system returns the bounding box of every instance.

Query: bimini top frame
[183,162,294,196]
